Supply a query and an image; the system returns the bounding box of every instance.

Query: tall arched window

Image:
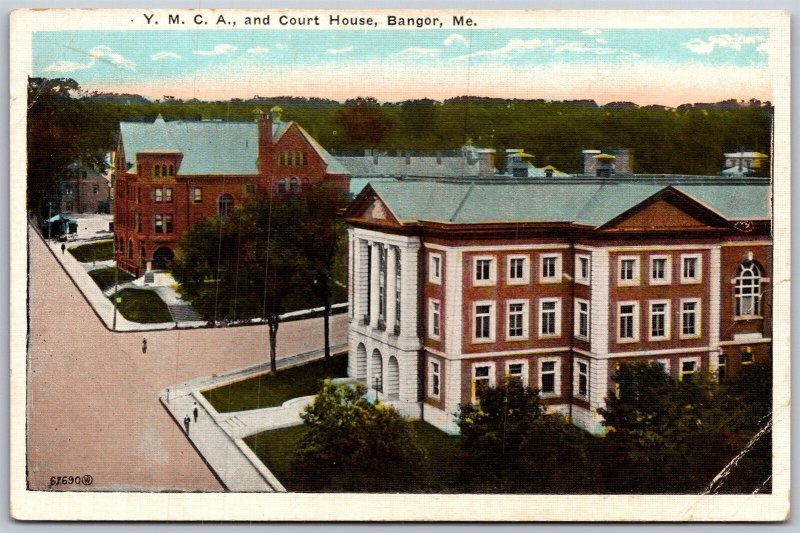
[301,177,310,188]
[217,194,233,219]
[154,165,160,177]
[735,261,761,317]
[290,177,300,193]
[127,240,133,260]
[168,165,174,176]
[277,179,287,193]
[161,165,167,177]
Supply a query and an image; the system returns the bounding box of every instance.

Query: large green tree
[292,380,427,491]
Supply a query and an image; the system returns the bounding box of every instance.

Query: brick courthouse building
[344,174,772,434]
[114,108,348,275]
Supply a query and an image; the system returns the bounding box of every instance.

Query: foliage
[292,381,427,491]
[67,239,114,262]
[87,267,135,291]
[334,97,396,147]
[202,353,348,413]
[112,288,172,323]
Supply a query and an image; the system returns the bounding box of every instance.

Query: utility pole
[112,238,119,331]
[47,201,52,241]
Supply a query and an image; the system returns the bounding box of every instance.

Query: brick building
[59,163,111,214]
[114,108,348,275]
[344,174,771,434]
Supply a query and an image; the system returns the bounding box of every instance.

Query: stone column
[369,241,381,329]
[398,242,421,346]
[386,246,397,334]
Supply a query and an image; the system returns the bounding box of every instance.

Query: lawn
[244,420,463,492]
[88,267,135,291]
[202,353,348,413]
[112,288,173,323]
[68,240,114,262]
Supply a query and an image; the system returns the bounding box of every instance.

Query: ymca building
[343,174,772,434]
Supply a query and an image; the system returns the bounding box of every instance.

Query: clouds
[396,47,439,57]
[246,46,269,55]
[457,38,553,59]
[151,51,181,61]
[554,41,640,58]
[444,33,468,46]
[326,46,353,55]
[42,44,135,73]
[193,44,237,56]
[581,28,602,36]
[683,33,766,55]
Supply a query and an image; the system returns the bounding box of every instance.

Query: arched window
[290,177,300,193]
[301,177,310,188]
[735,261,761,317]
[277,179,287,193]
[168,165,174,176]
[161,165,167,177]
[217,194,233,219]
[154,165,160,177]
[127,240,133,260]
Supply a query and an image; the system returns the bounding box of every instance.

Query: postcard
[9,8,790,521]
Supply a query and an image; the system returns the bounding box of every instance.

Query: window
[378,246,387,325]
[539,298,561,337]
[506,301,528,340]
[680,254,702,283]
[191,187,203,203]
[735,261,762,317]
[164,188,172,203]
[154,165,160,177]
[134,213,141,233]
[649,300,670,340]
[539,359,560,396]
[280,152,286,166]
[290,177,300,193]
[92,184,99,194]
[244,184,256,195]
[718,353,727,380]
[618,302,639,342]
[472,364,495,403]
[540,254,561,282]
[154,214,163,233]
[302,152,308,166]
[618,256,640,286]
[507,255,529,284]
[680,358,699,382]
[575,299,590,340]
[576,254,590,284]
[429,360,441,398]
[168,165,174,176]
[473,256,495,285]
[277,179,287,193]
[574,360,589,399]
[161,165,167,176]
[429,253,442,284]
[506,361,528,387]
[164,214,173,233]
[395,252,401,329]
[650,255,671,285]
[680,299,701,338]
[218,194,233,219]
[428,299,441,339]
[741,348,754,366]
[154,188,163,202]
[473,302,495,342]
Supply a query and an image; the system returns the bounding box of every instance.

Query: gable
[601,188,729,231]
[343,186,401,226]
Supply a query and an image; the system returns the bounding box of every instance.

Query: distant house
[724,151,768,171]
[114,107,348,275]
[505,149,570,178]
[59,163,111,214]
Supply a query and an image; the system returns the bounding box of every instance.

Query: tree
[334,97,395,147]
[292,380,427,491]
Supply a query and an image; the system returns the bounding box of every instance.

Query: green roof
[366,177,770,227]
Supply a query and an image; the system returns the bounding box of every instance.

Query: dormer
[136,150,184,179]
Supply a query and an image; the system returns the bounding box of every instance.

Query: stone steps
[168,304,201,322]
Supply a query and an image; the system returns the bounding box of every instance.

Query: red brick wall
[720,243,772,341]
[422,248,446,352]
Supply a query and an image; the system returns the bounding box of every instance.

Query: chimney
[582,149,601,174]
[255,107,273,176]
[594,153,615,178]
[544,165,555,178]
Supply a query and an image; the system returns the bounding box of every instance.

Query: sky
[32,28,772,106]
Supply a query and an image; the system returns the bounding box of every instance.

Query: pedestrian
[193,402,199,423]
[142,338,147,354]
[60,243,65,255]
[183,415,190,435]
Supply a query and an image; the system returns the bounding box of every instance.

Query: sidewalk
[160,344,348,492]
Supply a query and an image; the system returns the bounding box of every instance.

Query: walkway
[160,345,348,492]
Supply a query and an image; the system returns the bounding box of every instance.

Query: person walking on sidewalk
[183,415,190,435]
[142,338,147,354]
[193,402,199,423]
[60,243,65,255]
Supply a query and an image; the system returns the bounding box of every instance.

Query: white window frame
[573,358,590,399]
[505,299,529,341]
[538,298,562,338]
[740,348,754,366]
[505,360,529,388]
[506,254,530,285]
[618,255,641,286]
[539,358,561,397]
[648,299,671,341]
[617,301,640,343]
[472,362,496,403]
[428,298,441,339]
[653,358,671,376]
[428,252,442,284]
[539,253,562,283]
[679,356,701,382]
[575,254,591,285]
[574,298,590,340]
[649,255,672,286]
[679,298,702,339]
[472,300,496,343]
[473,255,496,286]
[429,359,441,399]
[734,261,762,318]
[680,253,703,284]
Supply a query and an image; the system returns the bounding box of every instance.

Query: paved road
[26,225,348,491]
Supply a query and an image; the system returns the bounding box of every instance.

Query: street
[26,225,348,491]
